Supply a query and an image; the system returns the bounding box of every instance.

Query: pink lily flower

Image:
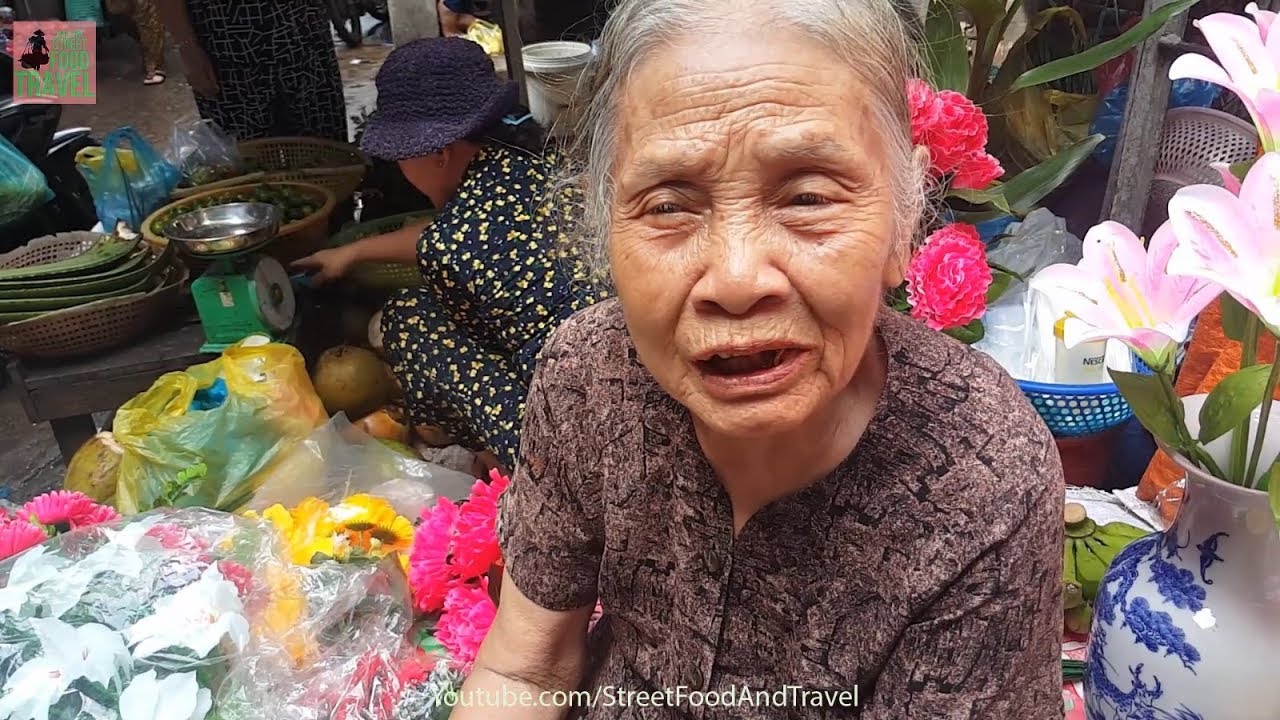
[1211,162,1243,195]
[1030,221,1221,373]
[1166,151,1280,334]
[1169,6,1280,151]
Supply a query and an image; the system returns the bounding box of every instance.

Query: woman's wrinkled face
[609,29,905,439]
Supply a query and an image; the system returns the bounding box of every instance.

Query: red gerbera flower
[0,519,49,562]
[20,491,95,529]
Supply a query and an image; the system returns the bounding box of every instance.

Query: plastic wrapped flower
[450,471,511,579]
[905,223,994,331]
[907,79,1004,190]
[0,518,48,562]
[20,490,119,531]
[331,494,414,557]
[435,578,497,674]
[409,497,459,614]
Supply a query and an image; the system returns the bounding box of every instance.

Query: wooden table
[4,319,214,463]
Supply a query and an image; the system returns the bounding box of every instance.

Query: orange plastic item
[1138,298,1280,520]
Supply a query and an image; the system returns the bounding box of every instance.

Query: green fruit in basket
[0,235,140,282]
[1063,502,1150,601]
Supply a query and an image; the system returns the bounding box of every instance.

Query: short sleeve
[497,319,604,611]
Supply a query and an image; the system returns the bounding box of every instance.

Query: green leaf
[1197,364,1273,443]
[999,134,1104,214]
[1220,293,1251,342]
[987,261,1027,283]
[986,270,1014,304]
[981,0,1024,66]
[944,319,985,344]
[1009,0,1201,91]
[989,6,1084,97]
[953,0,1008,32]
[923,0,970,93]
[948,186,1014,214]
[1230,160,1257,182]
[948,207,1009,225]
[1110,369,1185,449]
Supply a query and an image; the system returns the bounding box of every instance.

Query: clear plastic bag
[246,414,478,519]
[112,338,328,515]
[0,507,426,720]
[168,119,244,190]
[76,127,181,232]
[0,134,52,227]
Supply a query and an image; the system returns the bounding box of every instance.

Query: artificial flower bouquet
[891,79,1015,343]
[0,507,427,720]
[1031,5,1280,532]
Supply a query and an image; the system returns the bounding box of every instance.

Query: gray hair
[561,0,929,282]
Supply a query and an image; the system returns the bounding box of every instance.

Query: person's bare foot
[143,70,165,86]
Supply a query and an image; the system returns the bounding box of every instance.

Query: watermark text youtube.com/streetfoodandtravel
[12,21,97,105]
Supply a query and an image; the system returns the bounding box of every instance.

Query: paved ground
[0,24,391,503]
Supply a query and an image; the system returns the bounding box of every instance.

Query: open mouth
[698,349,796,377]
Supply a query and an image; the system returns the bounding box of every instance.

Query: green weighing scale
[164,202,298,353]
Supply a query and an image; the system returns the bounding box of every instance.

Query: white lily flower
[119,670,213,720]
[0,619,128,720]
[0,547,68,615]
[126,564,249,660]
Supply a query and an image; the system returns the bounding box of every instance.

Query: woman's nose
[690,231,791,317]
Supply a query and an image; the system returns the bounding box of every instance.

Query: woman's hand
[178,43,218,98]
[292,246,359,285]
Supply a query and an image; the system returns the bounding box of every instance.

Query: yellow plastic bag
[465,19,503,56]
[113,338,327,514]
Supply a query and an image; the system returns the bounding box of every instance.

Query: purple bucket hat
[360,37,519,161]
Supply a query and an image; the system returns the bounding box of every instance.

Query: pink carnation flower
[0,519,48,562]
[217,560,254,597]
[450,472,511,580]
[436,578,497,673]
[907,79,1004,190]
[906,223,993,331]
[409,497,459,613]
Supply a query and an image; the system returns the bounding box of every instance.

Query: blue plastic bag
[0,135,53,227]
[77,127,180,232]
[1090,80,1222,168]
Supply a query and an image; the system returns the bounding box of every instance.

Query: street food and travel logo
[12,22,97,105]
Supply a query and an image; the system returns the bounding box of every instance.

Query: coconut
[63,432,123,505]
[311,345,396,419]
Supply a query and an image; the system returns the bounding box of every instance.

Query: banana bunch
[1062,502,1151,635]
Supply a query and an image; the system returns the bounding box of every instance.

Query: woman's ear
[882,240,908,288]
[436,148,450,169]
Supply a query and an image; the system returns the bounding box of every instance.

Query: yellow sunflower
[328,494,397,532]
[366,514,415,556]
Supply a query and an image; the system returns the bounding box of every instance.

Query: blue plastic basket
[1019,352,1152,438]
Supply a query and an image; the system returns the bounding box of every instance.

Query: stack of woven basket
[0,231,187,360]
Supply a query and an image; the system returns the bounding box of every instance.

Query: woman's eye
[790,192,829,206]
[649,202,684,215]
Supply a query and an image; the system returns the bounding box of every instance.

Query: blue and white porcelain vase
[1085,394,1280,720]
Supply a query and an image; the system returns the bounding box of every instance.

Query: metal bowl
[163,202,281,257]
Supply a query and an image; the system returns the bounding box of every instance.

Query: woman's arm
[291,220,430,284]
[453,582,593,718]
[453,318,605,718]
[862,434,1065,719]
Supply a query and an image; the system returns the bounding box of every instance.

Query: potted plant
[918,0,1200,232]
[1029,9,1280,717]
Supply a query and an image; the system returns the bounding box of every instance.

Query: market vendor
[459,0,1065,717]
[293,38,601,472]
[157,0,347,141]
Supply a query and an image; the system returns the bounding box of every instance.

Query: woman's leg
[193,65,274,140]
[382,290,526,469]
[132,0,166,83]
[271,2,349,141]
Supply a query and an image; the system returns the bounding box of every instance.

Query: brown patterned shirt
[498,299,1064,719]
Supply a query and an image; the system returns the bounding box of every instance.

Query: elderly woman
[461,0,1065,717]
[295,38,602,471]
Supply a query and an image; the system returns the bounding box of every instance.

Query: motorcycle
[0,47,101,253]
[327,0,389,49]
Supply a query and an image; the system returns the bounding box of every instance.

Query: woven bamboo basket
[142,182,336,265]
[0,262,189,360]
[170,137,369,202]
[328,211,434,290]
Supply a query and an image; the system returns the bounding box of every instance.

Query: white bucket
[521,41,593,138]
